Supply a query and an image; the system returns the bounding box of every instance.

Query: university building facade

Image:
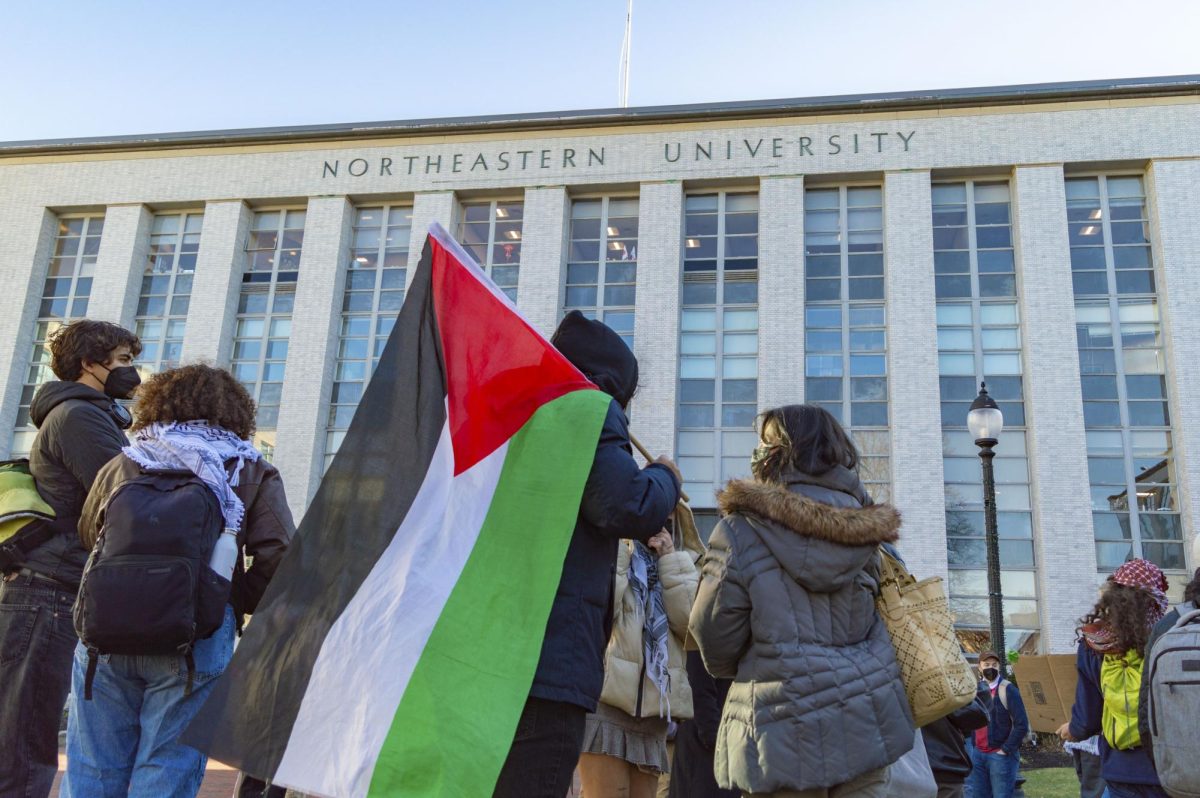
[2,76,1198,655]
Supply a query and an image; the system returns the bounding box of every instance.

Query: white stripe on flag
[274,419,508,798]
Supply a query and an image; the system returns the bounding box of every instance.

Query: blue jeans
[966,742,1019,798]
[0,572,79,798]
[61,606,235,798]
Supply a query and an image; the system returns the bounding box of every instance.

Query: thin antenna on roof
[618,0,633,107]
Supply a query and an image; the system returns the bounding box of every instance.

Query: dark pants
[0,572,80,798]
[1106,782,1169,798]
[493,697,586,798]
[1072,749,1106,798]
[236,774,288,798]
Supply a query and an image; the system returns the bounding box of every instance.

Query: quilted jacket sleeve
[688,517,752,679]
[659,549,699,640]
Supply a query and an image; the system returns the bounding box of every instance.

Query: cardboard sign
[1012,654,1079,733]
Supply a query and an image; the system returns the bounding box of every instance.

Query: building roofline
[3,74,1199,157]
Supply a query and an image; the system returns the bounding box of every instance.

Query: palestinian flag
[184,224,610,797]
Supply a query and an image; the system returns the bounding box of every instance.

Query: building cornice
[2,75,1198,158]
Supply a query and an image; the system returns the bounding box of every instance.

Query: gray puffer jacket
[688,466,914,794]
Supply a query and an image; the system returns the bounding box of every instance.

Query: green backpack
[1100,649,1144,751]
[0,459,57,569]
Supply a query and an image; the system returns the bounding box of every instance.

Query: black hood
[551,311,639,408]
[29,381,112,428]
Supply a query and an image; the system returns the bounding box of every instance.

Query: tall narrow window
[325,205,412,470]
[233,209,305,458]
[11,216,103,456]
[677,192,759,506]
[135,212,202,378]
[564,197,638,348]
[1069,175,1183,572]
[803,186,891,502]
[458,201,522,301]
[933,181,1040,654]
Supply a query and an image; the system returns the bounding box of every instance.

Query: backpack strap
[0,520,60,568]
[183,649,196,696]
[997,680,1010,712]
[1173,604,1200,627]
[83,648,99,701]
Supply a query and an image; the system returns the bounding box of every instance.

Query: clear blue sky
[1,0,1197,142]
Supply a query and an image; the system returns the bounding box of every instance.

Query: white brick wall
[1013,165,1099,652]
[273,196,353,518]
[0,207,57,458]
[630,182,683,467]
[517,186,569,337]
[883,171,949,581]
[1146,158,1200,574]
[757,175,806,412]
[2,102,1197,205]
[180,200,252,365]
[405,192,458,288]
[88,204,152,328]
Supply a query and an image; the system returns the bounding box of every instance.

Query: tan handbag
[875,547,977,727]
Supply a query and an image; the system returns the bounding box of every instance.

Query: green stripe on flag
[367,388,612,797]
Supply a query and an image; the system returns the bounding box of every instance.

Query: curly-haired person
[62,364,295,798]
[1059,559,1172,798]
[1,319,140,798]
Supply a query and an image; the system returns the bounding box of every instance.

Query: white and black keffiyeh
[629,540,672,720]
[123,421,261,531]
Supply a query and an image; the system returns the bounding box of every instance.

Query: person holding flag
[493,310,683,797]
[183,227,680,798]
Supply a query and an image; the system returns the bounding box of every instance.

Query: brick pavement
[52,757,584,797]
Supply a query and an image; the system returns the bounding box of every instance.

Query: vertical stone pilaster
[883,170,948,581]
[1146,158,1200,573]
[89,204,154,327]
[274,197,354,518]
[0,207,57,458]
[631,182,683,463]
[405,192,458,287]
[517,186,569,337]
[757,175,806,411]
[181,201,253,365]
[1014,165,1099,652]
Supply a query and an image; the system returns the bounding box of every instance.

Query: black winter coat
[669,650,739,798]
[528,400,679,710]
[922,680,990,783]
[532,311,681,711]
[23,381,129,586]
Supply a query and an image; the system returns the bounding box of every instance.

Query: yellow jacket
[598,542,699,720]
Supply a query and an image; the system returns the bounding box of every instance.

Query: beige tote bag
[876,547,977,728]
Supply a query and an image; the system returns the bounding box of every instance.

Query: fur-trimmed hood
[718,479,901,547]
[717,475,901,593]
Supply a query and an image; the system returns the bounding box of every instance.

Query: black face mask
[983,667,1000,681]
[98,365,141,400]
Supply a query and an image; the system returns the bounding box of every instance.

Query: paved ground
[52,757,583,797]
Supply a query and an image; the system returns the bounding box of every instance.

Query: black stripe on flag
[183,239,447,778]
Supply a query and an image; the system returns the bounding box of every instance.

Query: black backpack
[74,467,234,698]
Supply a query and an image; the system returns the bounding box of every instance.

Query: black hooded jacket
[22,381,129,586]
[922,680,990,783]
[529,312,681,710]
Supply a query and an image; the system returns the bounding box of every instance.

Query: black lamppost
[968,382,1007,675]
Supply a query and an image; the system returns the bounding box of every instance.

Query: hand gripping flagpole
[628,431,688,504]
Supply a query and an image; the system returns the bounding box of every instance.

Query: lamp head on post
[968,381,1004,447]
